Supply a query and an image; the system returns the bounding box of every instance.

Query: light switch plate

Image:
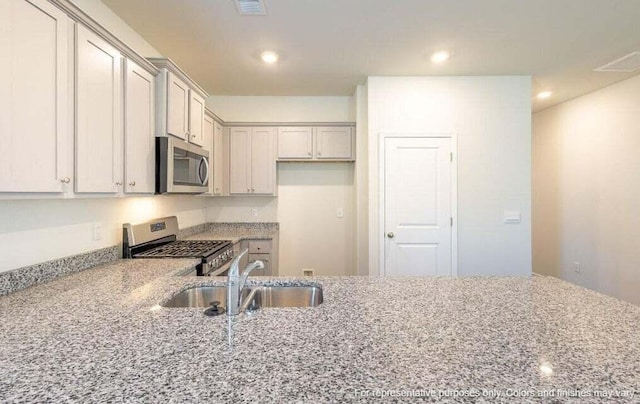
[503,211,521,224]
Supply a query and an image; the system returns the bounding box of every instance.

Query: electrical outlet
[251,208,258,218]
[93,223,103,241]
[337,208,344,218]
[302,268,315,277]
[572,261,581,274]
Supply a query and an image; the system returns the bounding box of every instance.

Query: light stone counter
[0,257,638,403]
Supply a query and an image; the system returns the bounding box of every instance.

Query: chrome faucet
[226,248,264,316]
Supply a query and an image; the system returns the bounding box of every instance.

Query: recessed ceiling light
[430,51,450,64]
[261,51,279,64]
[537,91,553,99]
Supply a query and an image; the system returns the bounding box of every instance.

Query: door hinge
[450,152,453,162]
[450,217,453,227]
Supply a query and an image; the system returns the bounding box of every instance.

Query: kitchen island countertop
[0,256,639,403]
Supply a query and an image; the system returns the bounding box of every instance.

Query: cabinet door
[189,91,205,146]
[315,127,354,160]
[229,127,251,194]
[76,24,123,193]
[0,0,72,193]
[166,71,189,140]
[277,127,313,160]
[203,113,214,194]
[124,59,155,194]
[212,122,225,195]
[250,128,276,194]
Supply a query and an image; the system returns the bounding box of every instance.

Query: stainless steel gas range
[123,216,234,276]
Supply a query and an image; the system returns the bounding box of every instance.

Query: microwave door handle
[199,157,210,185]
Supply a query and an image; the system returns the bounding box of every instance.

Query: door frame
[378,132,458,276]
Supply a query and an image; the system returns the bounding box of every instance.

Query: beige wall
[355,85,369,276]
[367,76,532,276]
[0,196,208,272]
[533,74,640,305]
[70,0,162,57]
[276,163,356,276]
[207,96,355,122]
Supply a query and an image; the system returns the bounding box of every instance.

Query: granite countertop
[1,258,639,403]
[185,223,279,244]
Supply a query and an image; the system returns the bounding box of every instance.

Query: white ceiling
[102,0,640,111]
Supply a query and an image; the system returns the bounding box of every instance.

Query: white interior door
[383,136,453,276]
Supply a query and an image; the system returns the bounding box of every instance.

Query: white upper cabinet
[315,127,354,160]
[149,58,208,147]
[229,127,276,195]
[166,72,190,141]
[203,112,214,194]
[251,128,276,194]
[0,0,73,193]
[277,127,313,159]
[75,24,123,193]
[277,126,355,161]
[189,91,205,146]
[212,121,226,195]
[124,59,155,194]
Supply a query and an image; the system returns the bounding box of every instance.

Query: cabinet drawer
[248,240,271,253]
[248,253,271,276]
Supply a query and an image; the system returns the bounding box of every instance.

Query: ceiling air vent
[594,51,640,72]
[234,0,267,16]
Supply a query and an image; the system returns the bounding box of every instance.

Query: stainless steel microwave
[156,137,209,194]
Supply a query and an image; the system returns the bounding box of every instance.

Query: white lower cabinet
[0,0,73,193]
[229,127,276,195]
[124,59,155,194]
[75,24,123,193]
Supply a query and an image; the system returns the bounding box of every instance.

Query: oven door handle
[206,259,232,277]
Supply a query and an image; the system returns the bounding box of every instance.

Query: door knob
[387,232,394,238]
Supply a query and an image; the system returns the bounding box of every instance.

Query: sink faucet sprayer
[227,248,264,316]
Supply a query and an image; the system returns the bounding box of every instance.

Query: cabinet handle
[215,187,219,192]
[60,177,71,184]
[247,188,250,192]
[308,151,312,156]
[129,181,136,186]
[251,188,255,192]
[317,152,322,156]
[185,132,190,138]
[116,181,123,186]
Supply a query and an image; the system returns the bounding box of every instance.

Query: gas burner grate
[133,240,232,258]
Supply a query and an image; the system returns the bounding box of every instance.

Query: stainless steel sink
[242,286,323,309]
[162,285,323,308]
[162,286,228,308]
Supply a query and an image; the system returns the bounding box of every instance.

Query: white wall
[533,74,640,305]
[207,96,355,122]
[0,196,208,272]
[367,76,532,277]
